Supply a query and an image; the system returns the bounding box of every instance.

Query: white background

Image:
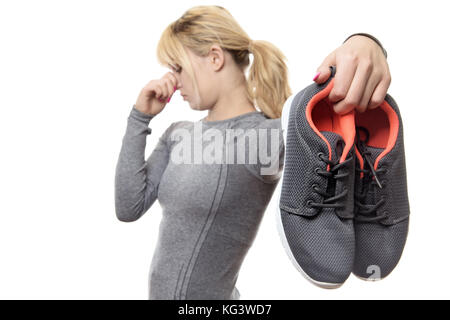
[0,0,448,299]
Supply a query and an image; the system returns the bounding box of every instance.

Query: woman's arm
[243,122,285,184]
[313,33,391,115]
[114,105,172,222]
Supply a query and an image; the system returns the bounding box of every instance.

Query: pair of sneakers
[277,66,410,288]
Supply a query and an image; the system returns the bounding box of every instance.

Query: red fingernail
[167,97,171,103]
[173,86,177,90]
[313,72,321,81]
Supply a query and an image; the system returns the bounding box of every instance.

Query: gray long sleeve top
[115,105,284,299]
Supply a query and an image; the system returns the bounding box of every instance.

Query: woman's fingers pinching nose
[167,85,180,102]
[158,85,178,103]
[167,85,178,102]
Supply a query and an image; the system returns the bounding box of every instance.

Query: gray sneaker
[353,93,410,281]
[277,66,356,288]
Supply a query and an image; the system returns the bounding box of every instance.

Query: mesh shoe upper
[278,66,356,285]
[353,94,410,279]
[279,67,355,219]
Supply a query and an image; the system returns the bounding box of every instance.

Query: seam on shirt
[176,162,225,300]
[173,263,185,300]
[183,161,230,299]
[178,123,232,299]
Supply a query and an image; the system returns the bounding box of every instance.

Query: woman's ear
[208,44,225,71]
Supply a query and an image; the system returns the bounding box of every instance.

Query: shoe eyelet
[312,184,318,191]
[306,200,313,208]
[317,152,325,160]
[314,167,321,174]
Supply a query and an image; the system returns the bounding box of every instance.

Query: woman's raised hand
[314,35,391,115]
[135,72,179,116]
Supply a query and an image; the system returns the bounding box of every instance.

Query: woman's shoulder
[236,112,281,129]
[259,115,282,129]
[163,119,195,133]
[164,112,282,135]
[235,113,284,149]
[247,113,283,138]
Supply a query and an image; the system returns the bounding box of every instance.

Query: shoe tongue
[364,146,384,164]
[355,126,384,165]
[364,145,385,204]
[320,131,345,162]
[366,146,384,161]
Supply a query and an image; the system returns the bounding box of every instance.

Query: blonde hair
[156,5,292,119]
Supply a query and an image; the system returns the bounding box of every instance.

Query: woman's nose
[173,77,181,89]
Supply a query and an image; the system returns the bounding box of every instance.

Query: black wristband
[343,33,388,58]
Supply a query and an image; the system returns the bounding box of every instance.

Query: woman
[115,5,391,300]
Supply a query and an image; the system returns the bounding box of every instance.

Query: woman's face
[171,46,222,111]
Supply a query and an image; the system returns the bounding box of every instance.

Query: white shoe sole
[275,93,343,289]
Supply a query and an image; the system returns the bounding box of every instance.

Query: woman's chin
[189,104,205,111]
[186,101,211,112]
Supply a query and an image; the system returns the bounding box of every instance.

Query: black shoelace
[307,143,353,210]
[354,126,388,223]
